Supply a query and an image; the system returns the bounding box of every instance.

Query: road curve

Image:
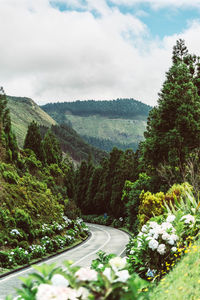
[0,224,130,299]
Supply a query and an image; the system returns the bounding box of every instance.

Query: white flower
[141,225,148,233]
[103,268,112,281]
[75,267,97,281]
[180,214,195,224]
[109,257,127,271]
[161,222,173,230]
[36,284,77,300]
[148,239,159,251]
[76,287,90,300]
[115,270,130,283]
[51,274,69,287]
[149,221,158,228]
[166,215,176,223]
[167,238,175,245]
[162,232,170,241]
[171,247,177,252]
[157,244,166,255]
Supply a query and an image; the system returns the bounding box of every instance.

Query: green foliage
[149,237,200,300]
[9,257,149,300]
[122,173,152,231]
[2,170,19,184]
[24,121,44,162]
[0,251,10,268]
[43,130,62,165]
[142,40,200,171]
[138,191,165,226]
[42,98,152,119]
[0,87,18,162]
[14,208,33,234]
[40,124,107,163]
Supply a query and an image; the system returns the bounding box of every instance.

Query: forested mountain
[7,96,106,163]
[41,99,151,152]
[41,98,151,119]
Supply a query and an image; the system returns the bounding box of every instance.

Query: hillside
[7,96,56,147]
[41,98,152,152]
[7,96,106,162]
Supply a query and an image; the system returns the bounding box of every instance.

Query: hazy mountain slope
[7,96,56,147]
[41,99,152,151]
[7,96,106,162]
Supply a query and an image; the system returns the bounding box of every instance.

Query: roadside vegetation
[2,39,200,299]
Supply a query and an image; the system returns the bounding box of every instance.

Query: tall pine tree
[24,121,44,162]
[142,40,200,171]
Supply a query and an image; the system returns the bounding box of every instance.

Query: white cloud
[109,0,200,10]
[0,0,200,106]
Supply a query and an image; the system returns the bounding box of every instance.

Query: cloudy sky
[0,0,200,106]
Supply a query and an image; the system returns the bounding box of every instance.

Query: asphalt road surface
[0,223,130,299]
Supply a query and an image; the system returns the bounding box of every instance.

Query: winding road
[0,224,130,299]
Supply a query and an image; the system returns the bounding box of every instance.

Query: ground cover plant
[0,217,89,272]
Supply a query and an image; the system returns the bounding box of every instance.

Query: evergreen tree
[24,121,44,162]
[0,87,18,161]
[75,160,88,211]
[43,130,62,165]
[142,40,200,170]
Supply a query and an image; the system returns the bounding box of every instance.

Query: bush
[138,191,165,226]
[14,208,33,233]
[18,240,30,250]
[0,251,10,268]
[10,247,30,265]
[29,244,46,259]
[2,170,19,184]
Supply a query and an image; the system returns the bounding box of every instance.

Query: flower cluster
[13,256,148,300]
[180,214,195,225]
[10,229,21,237]
[127,215,180,277]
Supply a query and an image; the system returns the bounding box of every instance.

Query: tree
[142,40,200,172]
[24,121,44,162]
[0,87,18,161]
[43,130,62,165]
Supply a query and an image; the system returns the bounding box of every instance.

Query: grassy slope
[65,114,147,144]
[7,96,56,147]
[149,238,200,300]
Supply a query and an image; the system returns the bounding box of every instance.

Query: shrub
[14,208,33,233]
[0,251,10,268]
[138,191,165,226]
[10,247,30,265]
[18,240,29,250]
[2,170,19,184]
[29,244,46,259]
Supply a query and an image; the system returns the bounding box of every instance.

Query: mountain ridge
[41,98,152,152]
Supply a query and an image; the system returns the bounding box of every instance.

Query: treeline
[75,39,200,232]
[40,124,107,163]
[81,135,139,152]
[41,98,152,120]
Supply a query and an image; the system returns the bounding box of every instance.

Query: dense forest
[40,124,107,163]
[81,135,139,152]
[41,98,152,120]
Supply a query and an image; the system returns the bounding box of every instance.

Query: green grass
[65,114,146,145]
[7,96,56,147]
[149,237,200,300]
